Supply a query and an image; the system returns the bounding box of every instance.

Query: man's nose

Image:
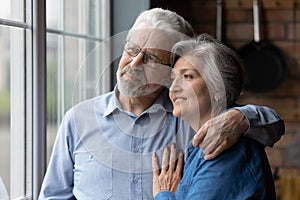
[130,52,144,68]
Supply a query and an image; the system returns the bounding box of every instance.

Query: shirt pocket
[74,149,113,200]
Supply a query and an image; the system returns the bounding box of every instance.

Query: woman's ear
[214,92,229,107]
[214,93,222,103]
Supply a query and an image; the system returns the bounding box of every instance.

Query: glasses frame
[124,40,172,67]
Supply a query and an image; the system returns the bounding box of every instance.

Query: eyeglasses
[124,41,172,67]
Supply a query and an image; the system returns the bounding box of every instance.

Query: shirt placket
[130,117,144,199]
[130,134,142,197]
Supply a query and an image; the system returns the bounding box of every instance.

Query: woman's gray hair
[172,33,245,107]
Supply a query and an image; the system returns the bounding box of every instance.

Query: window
[0,0,31,198]
[46,0,111,162]
[0,0,111,198]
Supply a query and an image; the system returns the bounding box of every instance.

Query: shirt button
[136,119,144,125]
[133,177,138,183]
[133,146,139,153]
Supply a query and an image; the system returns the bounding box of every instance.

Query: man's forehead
[127,28,174,50]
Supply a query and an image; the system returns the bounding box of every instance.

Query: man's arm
[38,112,76,200]
[193,104,285,160]
[236,104,284,146]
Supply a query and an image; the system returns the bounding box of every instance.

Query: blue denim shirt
[154,138,276,200]
[39,87,283,200]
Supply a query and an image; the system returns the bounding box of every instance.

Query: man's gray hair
[131,8,194,37]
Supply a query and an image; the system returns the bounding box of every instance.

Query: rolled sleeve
[234,104,285,147]
[154,191,175,200]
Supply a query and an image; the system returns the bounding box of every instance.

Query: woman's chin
[173,110,180,117]
[172,110,181,118]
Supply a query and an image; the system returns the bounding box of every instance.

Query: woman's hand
[152,144,184,197]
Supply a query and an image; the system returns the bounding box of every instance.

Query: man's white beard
[117,66,162,97]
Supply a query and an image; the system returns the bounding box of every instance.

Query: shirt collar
[103,85,121,117]
[103,85,173,117]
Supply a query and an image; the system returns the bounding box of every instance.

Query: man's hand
[152,145,183,197]
[192,109,249,160]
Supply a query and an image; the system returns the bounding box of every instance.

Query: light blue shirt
[39,88,193,200]
[39,87,284,200]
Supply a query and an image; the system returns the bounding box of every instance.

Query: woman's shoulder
[187,138,265,171]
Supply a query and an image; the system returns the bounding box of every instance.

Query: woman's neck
[188,114,211,132]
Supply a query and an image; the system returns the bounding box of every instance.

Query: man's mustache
[120,66,145,80]
[120,65,172,87]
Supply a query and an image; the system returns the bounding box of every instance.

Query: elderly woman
[152,34,276,199]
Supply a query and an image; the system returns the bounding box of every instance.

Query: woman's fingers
[152,146,183,196]
[169,144,177,172]
[162,147,170,172]
[152,153,160,176]
[152,153,161,197]
[176,151,184,175]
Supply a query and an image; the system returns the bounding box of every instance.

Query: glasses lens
[124,41,170,66]
[125,41,140,56]
[143,53,161,64]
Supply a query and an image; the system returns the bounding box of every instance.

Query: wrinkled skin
[152,145,184,197]
[193,109,248,160]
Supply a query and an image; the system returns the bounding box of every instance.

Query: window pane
[0,1,11,19]
[46,0,62,30]
[64,0,101,37]
[0,0,26,22]
[47,0,102,38]
[10,26,26,198]
[25,29,32,197]
[0,0,32,198]
[0,27,10,196]
[46,33,61,161]
[0,25,30,199]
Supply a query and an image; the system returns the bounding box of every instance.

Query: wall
[152,0,300,198]
[112,0,150,85]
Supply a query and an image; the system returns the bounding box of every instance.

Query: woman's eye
[183,74,193,80]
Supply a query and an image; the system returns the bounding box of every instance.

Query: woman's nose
[169,77,181,92]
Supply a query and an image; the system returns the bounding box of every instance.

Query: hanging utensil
[239,0,287,93]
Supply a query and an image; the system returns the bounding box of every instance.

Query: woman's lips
[172,96,187,103]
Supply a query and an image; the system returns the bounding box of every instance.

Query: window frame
[0,0,111,199]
